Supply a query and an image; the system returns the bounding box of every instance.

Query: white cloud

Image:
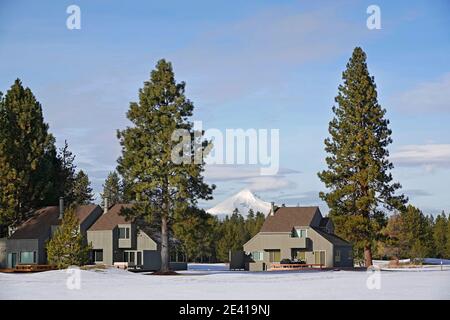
[204,164,299,182]
[391,144,450,170]
[392,73,450,113]
[246,176,296,192]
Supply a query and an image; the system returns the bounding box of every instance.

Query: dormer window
[118,227,130,239]
[292,228,307,238]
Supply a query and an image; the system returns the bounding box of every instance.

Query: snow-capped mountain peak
[206,189,271,218]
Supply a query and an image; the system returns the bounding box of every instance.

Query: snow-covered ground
[1,263,449,300]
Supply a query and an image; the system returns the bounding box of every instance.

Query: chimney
[59,197,64,220]
[104,197,109,214]
[270,202,275,216]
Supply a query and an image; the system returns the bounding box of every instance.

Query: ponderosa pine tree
[57,140,77,204]
[117,59,214,272]
[72,170,94,205]
[101,171,124,208]
[318,47,407,266]
[0,79,57,227]
[46,206,91,268]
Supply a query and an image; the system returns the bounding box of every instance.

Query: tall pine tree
[101,171,124,208]
[318,48,407,266]
[0,79,57,227]
[72,170,94,205]
[117,59,214,272]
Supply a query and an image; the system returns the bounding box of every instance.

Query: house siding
[244,226,351,270]
[87,230,114,265]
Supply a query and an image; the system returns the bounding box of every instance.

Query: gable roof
[260,206,320,232]
[312,227,352,246]
[10,205,100,239]
[88,204,133,231]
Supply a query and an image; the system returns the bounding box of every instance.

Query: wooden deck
[269,263,324,271]
[0,264,57,273]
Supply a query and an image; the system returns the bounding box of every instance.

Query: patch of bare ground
[150,270,180,275]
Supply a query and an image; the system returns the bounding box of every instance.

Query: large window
[267,250,281,262]
[94,250,103,262]
[119,227,130,239]
[251,251,263,261]
[20,251,36,264]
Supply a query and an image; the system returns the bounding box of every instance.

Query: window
[297,229,307,238]
[94,250,103,262]
[20,251,36,264]
[292,249,305,261]
[137,252,142,265]
[292,228,307,238]
[348,250,353,260]
[335,250,341,263]
[124,251,135,263]
[119,227,130,239]
[251,251,263,261]
[267,250,281,262]
[314,250,326,265]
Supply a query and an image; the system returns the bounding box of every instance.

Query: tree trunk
[160,215,170,272]
[364,245,373,267]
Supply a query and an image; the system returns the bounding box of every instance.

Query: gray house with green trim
[243,205,353,271]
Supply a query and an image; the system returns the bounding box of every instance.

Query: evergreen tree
[0,79,56,227]
[46,206,91,268]
[217,210,248,261]
[172,207,216,262]
[433,211,447,258]
[446,219,450,258]
[254,211,266,236]
[72,170,94,205]
[101,171,124,207]
[56,140,77,204]
[245,209,266,238]
[380,212,404,259]
[318,47,407,266]
[117,59,214,272]
[402,205,433,259]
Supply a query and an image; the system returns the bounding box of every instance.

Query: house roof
[88,204,133,231]
[10,204,100,239]
[260,206,320,232]
[319,217,330,228]
[311,227,352,246]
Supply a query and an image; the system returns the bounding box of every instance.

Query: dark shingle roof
[88,204,133,231]
[312,227,352,246]
[319,217,330,227]
[10,205,100,239]
[260,207,320,232]
[10,207,59,239]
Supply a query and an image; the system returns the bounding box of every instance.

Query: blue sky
[0,0,449,215]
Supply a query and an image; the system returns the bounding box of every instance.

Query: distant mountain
[206,189,271,218]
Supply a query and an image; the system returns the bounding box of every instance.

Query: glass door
[314,250,325,265]
[7,252,17,268]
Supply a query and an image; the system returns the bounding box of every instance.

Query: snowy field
[1,263,449,300]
